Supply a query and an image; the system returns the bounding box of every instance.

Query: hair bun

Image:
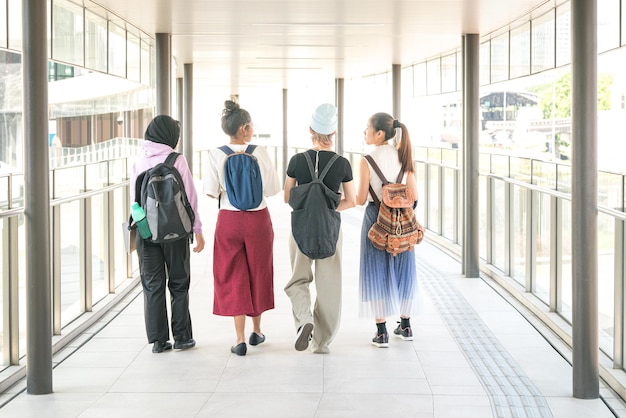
[224,100,240,112]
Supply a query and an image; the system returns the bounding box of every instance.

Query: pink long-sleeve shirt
[130,140,202,234]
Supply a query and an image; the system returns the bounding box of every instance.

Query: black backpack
[288,151,341,259]
[132,152,195,243]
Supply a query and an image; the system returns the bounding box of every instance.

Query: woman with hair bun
[203,100,281,356]
[355,112,420,348]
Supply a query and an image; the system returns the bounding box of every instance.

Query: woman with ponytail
[355,112,420,348]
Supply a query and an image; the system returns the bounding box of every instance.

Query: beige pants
[284,230,343,353]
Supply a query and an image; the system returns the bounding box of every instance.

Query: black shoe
[295,323,314,351]
[174,339,196,350]
[393,323,414,341]
[152,341,172,353]
[231,342,247,356]
[249,332,266,346]
[371,333,389,348]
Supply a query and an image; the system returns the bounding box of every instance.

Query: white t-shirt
[203,143,281,211]
[366,143,407,203]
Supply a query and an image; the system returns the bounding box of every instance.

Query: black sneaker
[371,333,389,348]
[295,323,314,351]
[152,341,172,353]
[174,339,196,350]
[393,323,414,341]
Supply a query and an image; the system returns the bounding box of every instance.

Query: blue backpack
[219,145,263,210]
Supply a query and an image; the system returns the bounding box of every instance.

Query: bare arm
[284,176,296,203]
[406,171,418,203]
[337,180,356,211]
[356,157,371,206]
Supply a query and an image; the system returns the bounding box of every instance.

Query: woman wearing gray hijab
[131,115,205,353]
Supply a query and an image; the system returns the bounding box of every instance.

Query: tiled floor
[0,192,624,417]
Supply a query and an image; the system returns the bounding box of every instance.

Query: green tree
[537,72,613,119]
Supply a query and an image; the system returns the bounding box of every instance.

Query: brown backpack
[364,155,424,256]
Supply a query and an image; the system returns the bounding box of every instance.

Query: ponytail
[369,112,414,173]
[397,122,414,174]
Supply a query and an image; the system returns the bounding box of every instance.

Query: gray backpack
[133,152,195,243]
[288,151,341,259]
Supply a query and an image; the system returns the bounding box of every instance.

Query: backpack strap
[164,152,180,166]
[394,169,404,183]
[364,155,388,184]
[319,154,340,181]
[218,145,234,155]
[219,145,257,156]
[303,151,317,179]
[364,155,385,207]
[303,151,340,181]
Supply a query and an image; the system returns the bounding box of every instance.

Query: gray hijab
[145,115,180,149]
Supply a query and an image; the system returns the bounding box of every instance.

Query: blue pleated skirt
[359,203,419,319]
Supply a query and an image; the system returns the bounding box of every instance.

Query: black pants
[136,236,193,344]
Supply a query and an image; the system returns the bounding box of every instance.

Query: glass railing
[0,138,141,382]
[403,146,624,370]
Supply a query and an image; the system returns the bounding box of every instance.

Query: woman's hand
[193,232,205,253]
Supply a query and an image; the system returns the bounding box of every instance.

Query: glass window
[85,9,107,72]
[127,29,140,83]
[59,200,82,327]
[414,62,426,96]
[492,179,506,272]
[510,22,531,78]
[141,38,152,86]
[479,176,487,260]
[47,0,51,58]
[442,167,456,238]
[441,53,456,93]
[534,192,551,304]
[428,165,440,233]
[108,21,126,77]
[8,0,21,51]
[52,0,84,66]
[0,0,7,49]
[598,213,615,358]
[531,11,555,73]
[556,5,570,67]
[427,58,441,95]
[456,50,462,91]
[511,185,528,285]
[401,65,413,99]
[623,0,626,46]
[0,220,3,364]
[490,32,509,83]
[598,0,619,53]
[480,40,490,86]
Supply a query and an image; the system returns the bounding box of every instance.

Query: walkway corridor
[0,192,623,417]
